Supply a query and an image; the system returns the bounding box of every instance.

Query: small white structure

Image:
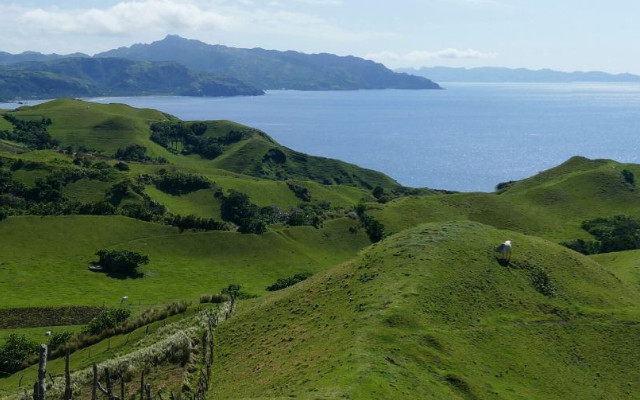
[121,296,129,303]
[496,240,512,261]
[45,330,53,336]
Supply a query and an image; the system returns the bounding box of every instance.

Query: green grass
[371,157,640,244]
[0,215,369,309]
[3,100,640,399]
[211,221,640,399]
[62,178,113,203]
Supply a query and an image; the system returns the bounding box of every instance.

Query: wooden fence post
[37,344,47,400]
[64,348,72,400]
[92,364,98,400]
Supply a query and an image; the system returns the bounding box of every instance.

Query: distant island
[0,58,264,100]
[397,66,640,83]
[0,35,440,100]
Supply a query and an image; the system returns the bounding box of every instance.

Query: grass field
[210,221,640,399]
[2,100,640,399]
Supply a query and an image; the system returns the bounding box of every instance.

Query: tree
[95,249,149,276]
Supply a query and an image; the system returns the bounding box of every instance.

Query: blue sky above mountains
[1,0,638,74]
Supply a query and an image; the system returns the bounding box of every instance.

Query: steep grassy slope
[372,156,640,243]
[211,221,640,399]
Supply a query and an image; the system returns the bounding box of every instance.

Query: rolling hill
[211,221,640,399]
[0,99,639,399]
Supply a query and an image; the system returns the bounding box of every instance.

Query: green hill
[371,156,640,243]
[211,221,640,399]
[2,99,640,399]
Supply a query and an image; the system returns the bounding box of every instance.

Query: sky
[1,0,639,74]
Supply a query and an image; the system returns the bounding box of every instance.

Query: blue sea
[4,83,640,192]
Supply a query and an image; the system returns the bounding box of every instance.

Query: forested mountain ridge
[96,35,441,90]
[0,57,263,100]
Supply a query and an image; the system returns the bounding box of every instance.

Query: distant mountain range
[0,35,440,100]
[397,66,640,83]
[97,35,440,90]
[0,58,263,100]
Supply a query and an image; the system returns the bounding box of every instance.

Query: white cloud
[19,0,234,35]
[0,0,377,54]
[367,48,497,68]
[294,0,343,4]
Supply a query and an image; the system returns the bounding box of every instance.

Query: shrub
[287,181,311,202]
[199,294,230,304]
[115,144,149,162]
[48,331,73,350]
[531,268,556,297]
[561,238,600,255]
[114,161,130,171]
[221,284,258,300]
[622,169,635,185]
[266,272,312,291]
[0,333,38,374]
[84,307,131,335]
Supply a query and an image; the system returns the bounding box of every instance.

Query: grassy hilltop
[1,99,640,399]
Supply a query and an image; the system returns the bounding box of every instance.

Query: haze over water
[8,82,639,192]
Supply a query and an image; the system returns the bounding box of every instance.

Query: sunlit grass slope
[0,216,370,309]
[211,221,640,399]
[2,99,399,190]
[9,99,171,156]
[373,156,640,243]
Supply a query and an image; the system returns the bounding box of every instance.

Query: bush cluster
[165,214,229,232]
[355,204,385,243]
[564,215,640,255]
[114,144,151,162]
[531,268,556,297]
[154,171,212,195]
[287,180,311,202]
[221,284,257,300]
[84,307,131,335]
[0,114,58,150]
[199,293,231,304]
[266,272,312,291]
[150,121,250,160]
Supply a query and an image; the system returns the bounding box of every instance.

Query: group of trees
[354,204,386,243]
[563,215,640,254]
[0,115,58,150]
[266,272,312,291]
[154,171,212,195]
[150,121,250,160]
[219,190,328,234]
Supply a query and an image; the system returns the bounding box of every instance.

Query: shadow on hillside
[89,264,144,279]
[496,258,512,268]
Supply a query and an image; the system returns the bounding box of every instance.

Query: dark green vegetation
[0,57,263,100]
[93,249,149,277]
[96,35,441,91]
[1,100,640,399]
